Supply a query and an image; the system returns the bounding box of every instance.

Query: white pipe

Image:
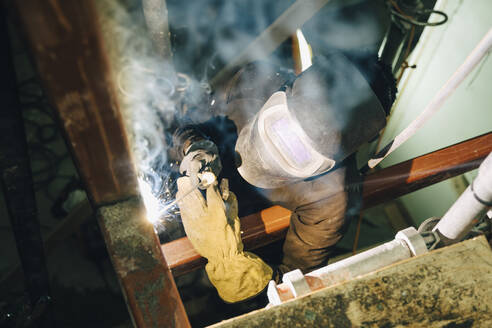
[268,228,427,304]
[433,152,492,244]
[308,239,411,285]
[369,28,492,168]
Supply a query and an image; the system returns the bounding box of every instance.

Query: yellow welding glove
[176,176,272,303]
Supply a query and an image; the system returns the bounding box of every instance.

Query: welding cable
[387,0,447,84]
[390,8,448,27]
[387,0,448,27]
[372,0,448,152]
[396,25,416,85]
[367,27,492,170]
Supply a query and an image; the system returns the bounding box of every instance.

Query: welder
[173,52,396,303]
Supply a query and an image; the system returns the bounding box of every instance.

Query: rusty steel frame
[13,0,190,326]
[162,132,492,276]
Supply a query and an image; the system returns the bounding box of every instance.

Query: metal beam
[98,198,189,327]
[210,0,332,88]
[210,0,366,88]
[362,132,492,207]
[162,132,492,276]
[13,1,190,326]
[14,0,137,206]
[0,6,54,326]
[142,0,173,59]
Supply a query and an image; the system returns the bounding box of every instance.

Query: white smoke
[96,0,190,235]
[94,0,386,236]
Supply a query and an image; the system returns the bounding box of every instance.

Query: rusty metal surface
[99,198,190,327]
[211,236,492,327]
[162,133,492,277]
[14,1,190,326]
[14,0,138,205]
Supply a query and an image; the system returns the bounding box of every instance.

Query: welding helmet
[235,53,386,188]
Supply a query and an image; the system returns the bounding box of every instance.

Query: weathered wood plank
[212,236,492,327]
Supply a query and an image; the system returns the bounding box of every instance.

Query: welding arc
[159,173,216,217]
[160,187,195,214]
[367,27,492,169]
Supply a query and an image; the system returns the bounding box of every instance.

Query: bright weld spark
[138,178,167,225]
[139,176,210,225]
[296,29,312,72]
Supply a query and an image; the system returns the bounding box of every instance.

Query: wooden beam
[162,132,492,276]
[14,1,190,326]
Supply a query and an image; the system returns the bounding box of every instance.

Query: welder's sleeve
[176,177,272,303]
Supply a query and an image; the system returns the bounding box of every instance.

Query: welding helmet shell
[235,53,386,189]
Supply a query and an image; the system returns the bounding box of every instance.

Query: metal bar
[267,227,427,304]
[142,0,173,59]
[162,132,492,276]
[210,0,333,88]
[13,1,190,326]
[14,0,138,206]
[269,239,412,303]
[98,198,189,327]
[362,132,492,208]
[433,151,492,244]
[0,6,54,326]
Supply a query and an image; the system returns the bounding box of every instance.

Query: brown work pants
[261,155,362,274]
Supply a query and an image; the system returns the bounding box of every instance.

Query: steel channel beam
[13,1,190,326]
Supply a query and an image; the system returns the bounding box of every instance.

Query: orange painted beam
[362,132,492,208]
